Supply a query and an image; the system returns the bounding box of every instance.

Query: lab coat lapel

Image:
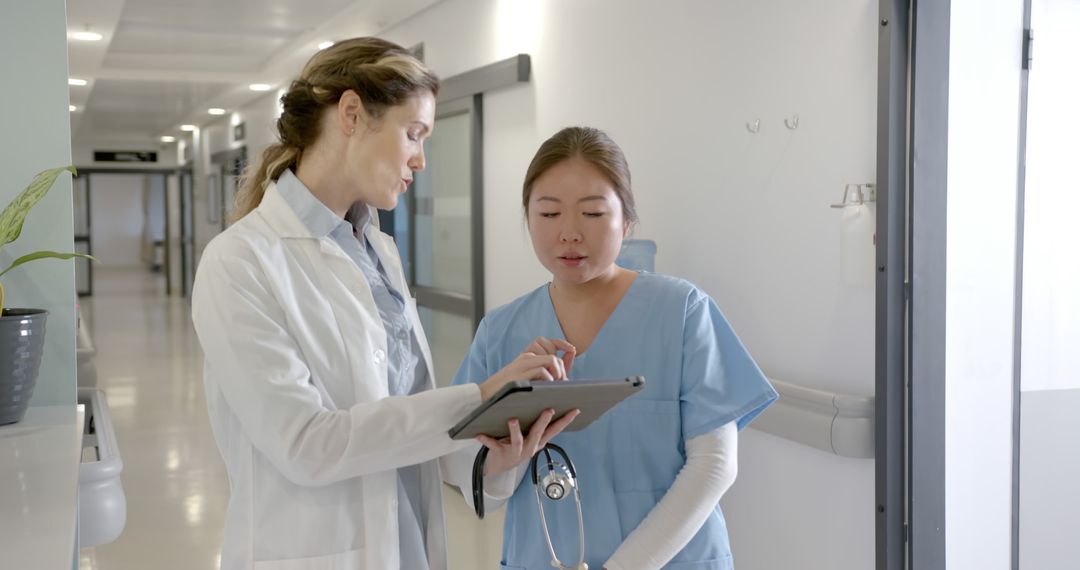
[313,238,390,401]
[260,184,390,403]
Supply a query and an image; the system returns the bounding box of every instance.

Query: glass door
[407,95,484,387]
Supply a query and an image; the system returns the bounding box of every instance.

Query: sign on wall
[93,150,158,163]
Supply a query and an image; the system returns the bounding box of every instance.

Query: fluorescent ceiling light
[249,83,273,92]
[180,124,197,132]
[161,136,176,143]
[208,108,226,115]
[72,31,103,41]
[68,78,88,86]
[318,41,334,50]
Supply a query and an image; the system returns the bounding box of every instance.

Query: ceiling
[66,0,441,146]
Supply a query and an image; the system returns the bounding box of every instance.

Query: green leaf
[0,166,77,249]
[0,250,96,278]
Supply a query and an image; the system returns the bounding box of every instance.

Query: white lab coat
[191,183,480,569]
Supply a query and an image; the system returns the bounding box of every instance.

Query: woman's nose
[408,147,426,172]
[559,222,583,243]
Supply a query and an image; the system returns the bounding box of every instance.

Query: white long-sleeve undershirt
[604,421,738,570]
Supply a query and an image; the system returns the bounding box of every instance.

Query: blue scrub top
[452,272,778,569]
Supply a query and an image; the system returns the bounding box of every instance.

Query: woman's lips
[558,254,586,267]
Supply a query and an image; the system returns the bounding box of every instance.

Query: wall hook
[746,119,761,133]
[784,114,800,130]
[831,183,877,208]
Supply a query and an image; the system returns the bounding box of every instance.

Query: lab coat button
[373,349,386,362]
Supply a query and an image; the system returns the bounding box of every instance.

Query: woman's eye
[407,132,420,142]
[584,212,605,218]
[539,212,559,218]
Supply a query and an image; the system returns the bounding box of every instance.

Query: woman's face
[527,157,629,286]
[345,91,435,210]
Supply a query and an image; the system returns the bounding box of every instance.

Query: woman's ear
[336,89,366,135]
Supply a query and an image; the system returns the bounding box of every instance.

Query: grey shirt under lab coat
[276,169,430,570]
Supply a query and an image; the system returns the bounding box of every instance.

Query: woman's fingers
[523,409,555,453]
[528,336,557,356]
[539,409,580,448]
[508,419,524,456]
[523,363,555,382]
[525,337,576,380]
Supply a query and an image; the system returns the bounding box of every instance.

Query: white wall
[1021,0,1080,393]
[195,92,281,268]
[381,1,879,568]
[0,0,77,407]
[203,91,280,159]
[147,175,166,244]
[946,0,1024,567]
[1019,389,1080,568]
[90,174,147,268]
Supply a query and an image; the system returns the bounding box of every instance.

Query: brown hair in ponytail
[230,38,439,223]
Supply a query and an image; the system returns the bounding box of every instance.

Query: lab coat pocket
[611,399,682,492]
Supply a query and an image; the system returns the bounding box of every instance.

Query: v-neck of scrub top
[542,272,641,360]
[275,169,430,570]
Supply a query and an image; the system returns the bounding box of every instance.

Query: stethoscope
[473,443,588,570]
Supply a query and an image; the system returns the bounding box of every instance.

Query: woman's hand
[477,337,576,402]
[524,336,576,376]
[476,408,581,477]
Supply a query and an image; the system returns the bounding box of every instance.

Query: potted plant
[1,166,92,425]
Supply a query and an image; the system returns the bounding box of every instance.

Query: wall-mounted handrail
[751,378,874,459]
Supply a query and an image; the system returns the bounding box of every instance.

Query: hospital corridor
[76,268,227,570]
[2,0,1079,569]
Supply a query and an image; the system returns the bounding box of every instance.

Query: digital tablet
[448,376,645,440]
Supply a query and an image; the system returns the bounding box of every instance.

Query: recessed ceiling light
[208,108,226,115]
[161,136,176,143]
[249,83,273,92]
[72,31,103,41]
[318,41,334,50]
[180,124,197,132]
[69,105,77,112]
[68,78,88,86]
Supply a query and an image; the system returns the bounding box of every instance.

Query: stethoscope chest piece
[531,444,587,570]
[473,442,588,570]
[541,464,575,500]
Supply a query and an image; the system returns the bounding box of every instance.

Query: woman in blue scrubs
[443,127,778,569]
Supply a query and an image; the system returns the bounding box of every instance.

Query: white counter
[0,404,84,569]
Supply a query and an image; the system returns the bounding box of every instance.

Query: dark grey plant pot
[0,308,48,425]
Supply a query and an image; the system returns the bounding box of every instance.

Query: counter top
[0,404,84,569]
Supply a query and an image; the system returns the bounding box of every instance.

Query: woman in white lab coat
[191,38,575,570]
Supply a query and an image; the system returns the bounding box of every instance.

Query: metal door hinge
[1023,28,1034,70]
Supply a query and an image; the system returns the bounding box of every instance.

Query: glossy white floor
[77,267,502,569]
[78,268,227,570]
